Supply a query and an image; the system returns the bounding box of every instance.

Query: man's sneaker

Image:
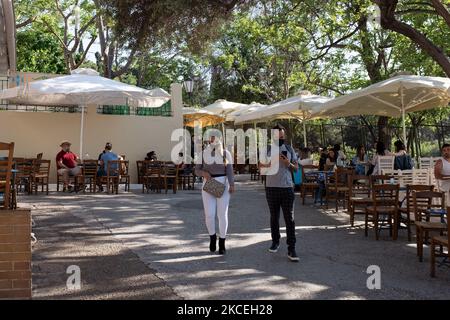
[268,242,280,253]
[288,250,299,262]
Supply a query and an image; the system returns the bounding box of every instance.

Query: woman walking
[195,135,235,254]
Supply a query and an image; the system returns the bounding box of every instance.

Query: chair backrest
[83,160,99,177]
[0,142,15,209]
[350,174,371,198]
[412,168,430,185]
[119,160,129,176]
[162,161,179,176]
[144,161,161,176]
[371,174,396,186]
[371,184,399,208]
[405,185,434,215]
[36,153,43,161]
[37,160,51,175]
[413,191,445,222]
[301,164,318,180]
[419,157,438,169]
[399,169,414,188]
[377,155,395,171]
[106,160,120,177]
[334,167,353,187]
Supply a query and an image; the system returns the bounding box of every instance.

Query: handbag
[203,177,226,198]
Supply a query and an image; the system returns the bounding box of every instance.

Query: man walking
[260,124,299,262]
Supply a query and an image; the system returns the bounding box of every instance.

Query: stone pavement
[21,177,450,300]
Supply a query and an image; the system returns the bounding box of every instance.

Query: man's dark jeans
[265,187,296,250]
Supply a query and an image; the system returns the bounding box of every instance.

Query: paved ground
[21,176,450,300]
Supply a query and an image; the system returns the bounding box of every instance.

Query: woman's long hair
[376,141,386,156]
[356,145,365,161]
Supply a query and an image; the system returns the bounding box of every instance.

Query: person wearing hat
[56,140,81,192]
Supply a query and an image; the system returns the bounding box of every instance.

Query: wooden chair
[56,167,83,192]
[377,155,395,173]
[399,185,434,242]
[365,184,400,240]
[348,174,371,227]
[413,191,447,262]
[178,164,195,190]
[0,142,14,209]
[419,157,438,169]
[82,160,99,193]
[136,160,145,184]
[13,158,33,193]
[325,167,353,212]
[249,164,260,181]
[118,160,130,192]
[97,160,121,194]
[430,206,449,277]
[300,165,319,205]
[160,162,179,194]
[370,174,396,185]
[29,159,50,195]
[142,161,162,193]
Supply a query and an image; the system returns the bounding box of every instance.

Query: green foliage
[16,29,66,73]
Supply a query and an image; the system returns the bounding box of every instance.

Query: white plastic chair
[377,156,395,173]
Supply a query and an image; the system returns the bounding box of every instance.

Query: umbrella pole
[401,85,407,144]
[80,104,85,159]
[254,121,258,164]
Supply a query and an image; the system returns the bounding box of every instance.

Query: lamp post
[183,77,195,106]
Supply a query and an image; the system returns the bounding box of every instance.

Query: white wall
[0,83,183,183]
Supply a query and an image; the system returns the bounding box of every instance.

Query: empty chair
[365,184,400,240]
[377,156,395,174]
[82,160,99,193]
[413,191,447,262]
[348,174,371,227]
[430,207,449,277]
[29,159,51,195]
[160,162,179,194]
[325,167,353,212]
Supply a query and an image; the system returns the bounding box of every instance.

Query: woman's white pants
[202,176,230,239]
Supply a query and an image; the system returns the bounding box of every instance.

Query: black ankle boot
[219,238,226,255]
[209,234,217,252]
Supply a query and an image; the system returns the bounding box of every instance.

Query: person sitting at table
[370,141,393,175]
[318,148,328,171]
[434,143,450,205]
[145,151,158,161]
[334,144,347,166]
[325,148,337,168]
[352,145,368,175]
[393,140,413,170]
[56,140,81,192]
[97,142,119,192]
[299,148,313,166]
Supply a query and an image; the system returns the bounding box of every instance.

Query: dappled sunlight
[23,180,450,299]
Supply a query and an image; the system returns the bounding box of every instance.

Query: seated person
[393,140,413,170]
[97,142,119,191]
[352,145,369,175]
[434,143,450,205]
[145,151,157,161]
[370,141,393,175]
[299,147,313,166]
[318,148,328,171]
[334,143,347,166]
[56,141,81,192]
[325,148,337,168]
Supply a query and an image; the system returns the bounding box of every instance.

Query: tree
[16,29,66,73]
[375,0,450,77]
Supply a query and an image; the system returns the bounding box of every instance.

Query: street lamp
[183,77,195,106]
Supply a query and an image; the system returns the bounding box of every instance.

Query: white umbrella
[203,99,248,143]
[183,107,225,127]
[0,68,171,157]
[235,92,332,146]
[314,75,450,143]
[225,102,266,122]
